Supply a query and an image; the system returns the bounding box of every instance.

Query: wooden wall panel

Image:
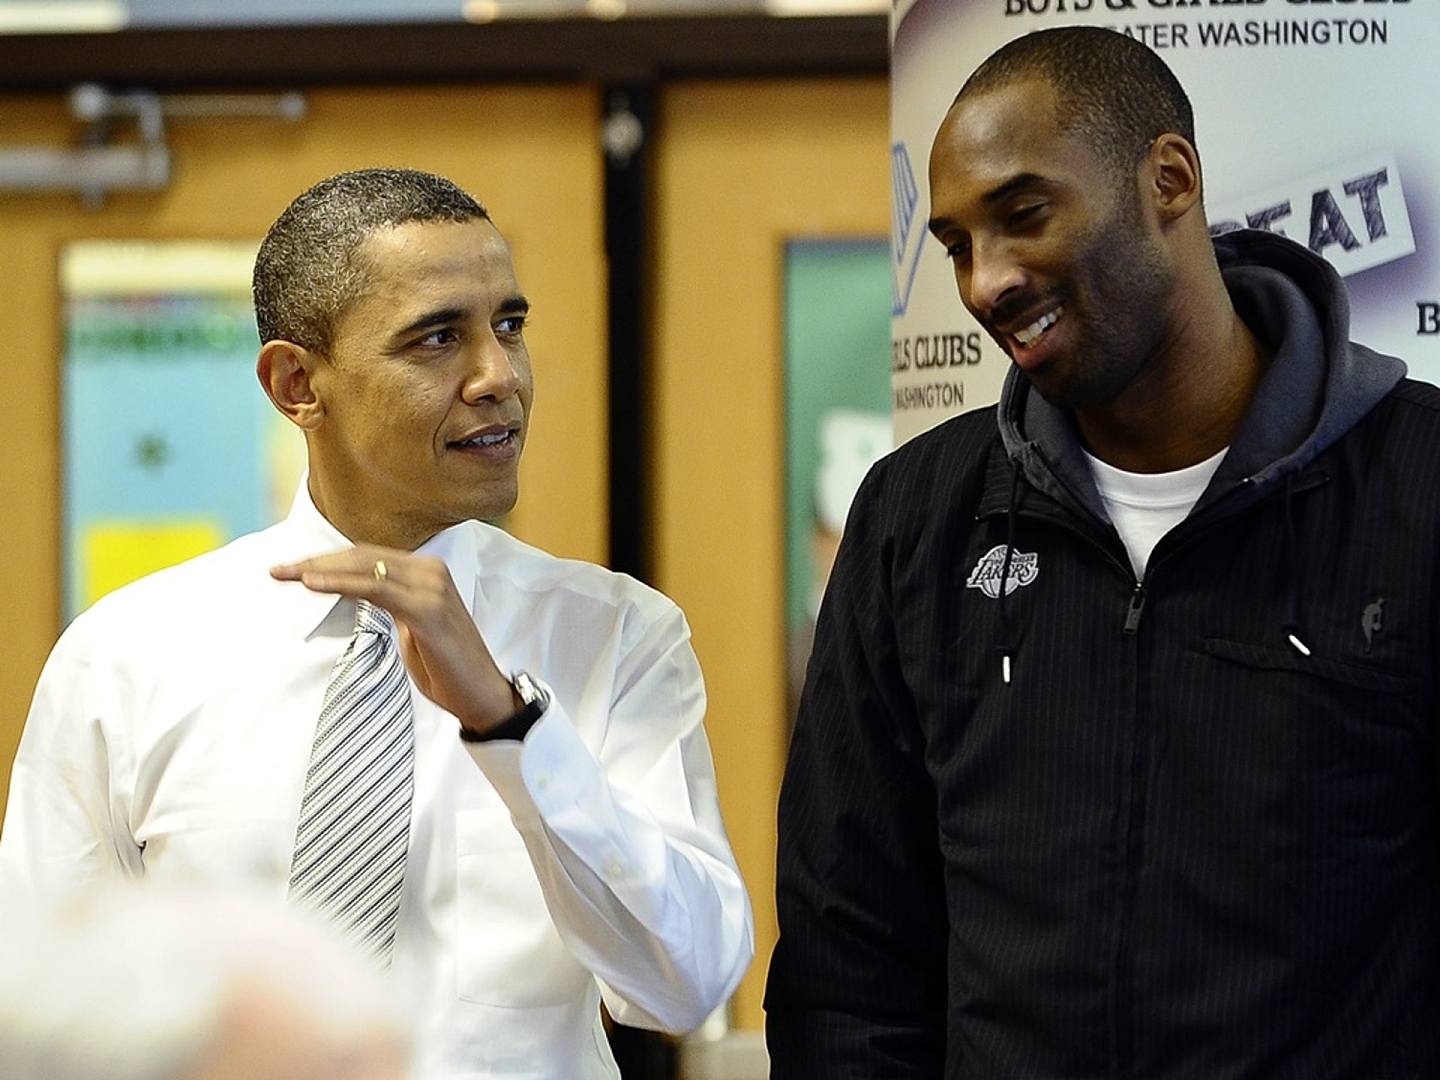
[653,76,891,1032]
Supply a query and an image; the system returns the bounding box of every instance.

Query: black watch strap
[459,672,549,744]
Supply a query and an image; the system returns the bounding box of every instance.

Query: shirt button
[535,770,553,792]
[605,861,625,881]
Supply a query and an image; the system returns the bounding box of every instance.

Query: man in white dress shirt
[0,168,754,1079]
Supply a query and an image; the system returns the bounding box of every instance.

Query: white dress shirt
[0,482,754,1079]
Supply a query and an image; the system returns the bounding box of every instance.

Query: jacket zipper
[1123,584,1146,635]
[982,460,1318,1074]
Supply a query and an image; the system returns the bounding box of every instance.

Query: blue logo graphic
[892,142,926,317]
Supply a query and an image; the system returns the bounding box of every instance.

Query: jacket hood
[997,228,1406,515]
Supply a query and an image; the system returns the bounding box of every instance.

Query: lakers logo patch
[965,544,1039,599]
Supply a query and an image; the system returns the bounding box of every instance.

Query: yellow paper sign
[82,520,225,610]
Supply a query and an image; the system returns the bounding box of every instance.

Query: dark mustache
[988,290,1066,331]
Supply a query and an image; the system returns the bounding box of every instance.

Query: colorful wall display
[62,241,305,619]
[784,239,892,717]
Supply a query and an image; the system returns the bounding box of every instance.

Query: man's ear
[257,340,325,431]
[1146,133,1202,225]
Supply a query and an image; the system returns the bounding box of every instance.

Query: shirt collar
[276,474,480,640]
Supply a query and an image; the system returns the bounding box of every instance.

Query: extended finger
[270,544,406,582]
[292,568,394,598]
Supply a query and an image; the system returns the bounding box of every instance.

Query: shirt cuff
[460,692,600,830]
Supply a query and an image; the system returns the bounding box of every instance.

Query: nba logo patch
[965,544,1039,599]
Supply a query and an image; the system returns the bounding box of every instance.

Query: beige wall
[654,77,891,1030]
[0,82,608,814]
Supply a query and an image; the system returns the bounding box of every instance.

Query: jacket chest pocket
[1192,635,1429,942]
[1199,636,1416,696]
[1195,634,1424,801]
[455,808,592,1008]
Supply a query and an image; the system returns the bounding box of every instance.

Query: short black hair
[955,27,1196,174]
[253,167,489,353]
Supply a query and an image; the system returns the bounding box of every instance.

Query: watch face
[513,671,544,707]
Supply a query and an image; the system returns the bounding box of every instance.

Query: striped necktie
[288,599,415,965]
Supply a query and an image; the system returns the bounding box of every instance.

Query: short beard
[1027,188,1173,411]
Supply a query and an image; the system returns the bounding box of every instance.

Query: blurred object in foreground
[0,883,414,1080]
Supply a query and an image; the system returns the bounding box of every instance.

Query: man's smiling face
[305,217,533,548]
[928,77,1176,410]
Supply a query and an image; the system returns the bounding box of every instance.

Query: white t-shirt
[1085,446,1228,579]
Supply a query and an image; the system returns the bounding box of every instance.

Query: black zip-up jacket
[767,230,1440,1078]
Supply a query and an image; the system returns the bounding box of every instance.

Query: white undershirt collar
[1084,446,1228,579]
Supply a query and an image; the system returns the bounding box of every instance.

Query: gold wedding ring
[373,559,388,583]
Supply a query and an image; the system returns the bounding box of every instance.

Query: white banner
[890,0,1438,443]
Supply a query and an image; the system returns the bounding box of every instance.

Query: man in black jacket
[767,26,1440,1078]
